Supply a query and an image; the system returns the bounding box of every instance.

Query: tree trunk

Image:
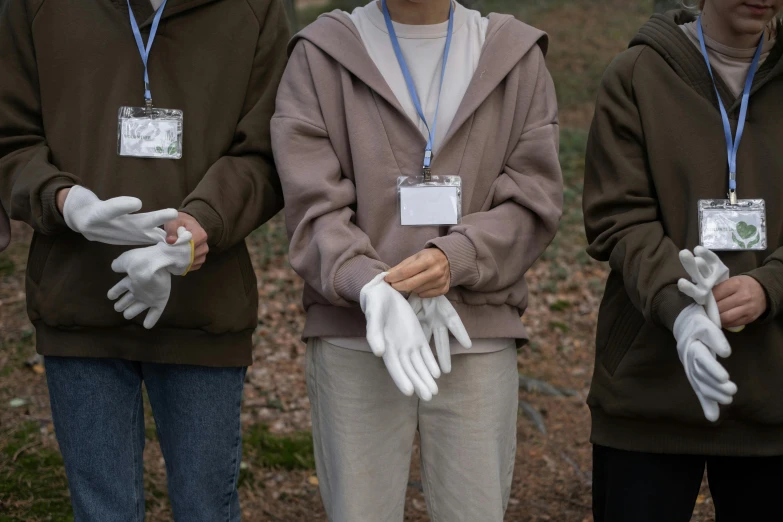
[654,0,683,12]
[283,0,297,31]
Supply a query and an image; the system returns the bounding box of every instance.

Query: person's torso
[23,0,270,334]
[590,21,783,430]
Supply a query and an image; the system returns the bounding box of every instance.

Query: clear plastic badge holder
[398,176,462,227]
[698,199,766,251]
[118,106,183,159]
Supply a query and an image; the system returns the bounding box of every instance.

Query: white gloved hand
[64,185,177,245]
[107,227,194,329]
[408,294,472,375]
[673,304,738,422]
[361,273,441,401]
[678,246,730,327]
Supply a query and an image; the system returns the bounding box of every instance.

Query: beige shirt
[150,0,164,10]
[682,22,777,98]
[348,1,488,154]
[329,2,509,354]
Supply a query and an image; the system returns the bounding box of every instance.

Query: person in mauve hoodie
[0,0,288,520]
[584,0,783,520]
[272,0,563,519]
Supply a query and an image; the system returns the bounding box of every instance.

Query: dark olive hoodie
[584,11,783,456]
[0,0,289,366]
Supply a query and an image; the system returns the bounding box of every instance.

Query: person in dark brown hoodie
[584,1,783,521]
[0,0,288,519]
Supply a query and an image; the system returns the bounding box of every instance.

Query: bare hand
[385,248,450,298]
[713,275,767,328]
[56,188,71,214]
[164,212,208,271]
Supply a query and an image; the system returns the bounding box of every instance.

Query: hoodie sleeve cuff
[426,233,480,289]
[745,261,783,322]
[40,177,77,234]
[180,200,224,250]
[334,255,390,304]
[652,283,695,332]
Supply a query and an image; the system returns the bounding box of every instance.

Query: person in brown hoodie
[0,0,288,519]
[584,1,783,521]
[272,0,562,519]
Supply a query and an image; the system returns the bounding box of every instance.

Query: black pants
[593,445,783,522]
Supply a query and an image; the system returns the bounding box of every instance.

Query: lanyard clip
[423,167,432,182]
[729,189,738,205]
[145,98,153,118]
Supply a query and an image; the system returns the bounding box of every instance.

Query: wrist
[56,188,71,215]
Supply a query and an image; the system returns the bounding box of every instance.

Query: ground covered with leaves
[1,0,719,521]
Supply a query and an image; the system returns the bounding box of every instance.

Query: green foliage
[243,424,315,472]
[249,213,289,270]
[0,423,72,521]
[0,254,15,277]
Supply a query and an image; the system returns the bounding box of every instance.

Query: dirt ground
[1,0,720,521]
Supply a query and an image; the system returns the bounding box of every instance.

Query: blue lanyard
[697,16,764,202]
[127,0,169,105]
[381,0,454,173]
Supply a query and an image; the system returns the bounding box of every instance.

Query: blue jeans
[45,357,247,522]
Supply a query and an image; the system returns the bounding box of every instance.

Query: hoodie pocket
[601,304,646,376]
[27,233,56,285]
[236,244,256,297]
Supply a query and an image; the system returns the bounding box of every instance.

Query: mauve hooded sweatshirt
[271,10,563,344]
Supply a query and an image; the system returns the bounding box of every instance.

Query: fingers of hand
[123,301,149,320]
[693,351,730,383]
[695,326,732,358]
[391,268,446,294]
[420,342,441,379]
[383,350,414,397]
[400,354,432,401]
[100,197,143,221]
[434,327,452,374]
[410,351,438,398]
[386,253,428,284]
[114,291,136,312]
[107,278,131,300]
[144,307,164,330]
[713,277,742,302]
[698,396,721,423]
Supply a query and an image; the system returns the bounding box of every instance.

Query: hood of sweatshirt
[630,9,783,112]
[290,9,548,146]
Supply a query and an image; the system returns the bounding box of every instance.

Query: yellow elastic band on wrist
[182,240,195,276]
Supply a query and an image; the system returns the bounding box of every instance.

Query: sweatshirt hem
[302,301,528,343]
[35,321,253,367]
[591,408,783,457]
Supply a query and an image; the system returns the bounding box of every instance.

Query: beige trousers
[305,338,519,522]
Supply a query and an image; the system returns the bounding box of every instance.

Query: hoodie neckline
[112,0,224,29]
[291,10,547,161]
[633,10,783,115]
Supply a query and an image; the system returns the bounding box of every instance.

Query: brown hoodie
[272,11,563,343]
[0,0,289,366]
[584,11,783,455]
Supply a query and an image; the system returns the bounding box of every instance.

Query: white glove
[64,185,177,245]
[360,273,441,401]
[673,304,738,422]
[678,246,730,327]
[408,294,472,375]
[107,227,194,329]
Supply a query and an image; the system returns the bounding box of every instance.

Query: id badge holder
[398,175,462,226]
[698,199,767,251]
[118,105,183,159]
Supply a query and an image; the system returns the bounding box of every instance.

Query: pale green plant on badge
[732,221,759,249]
